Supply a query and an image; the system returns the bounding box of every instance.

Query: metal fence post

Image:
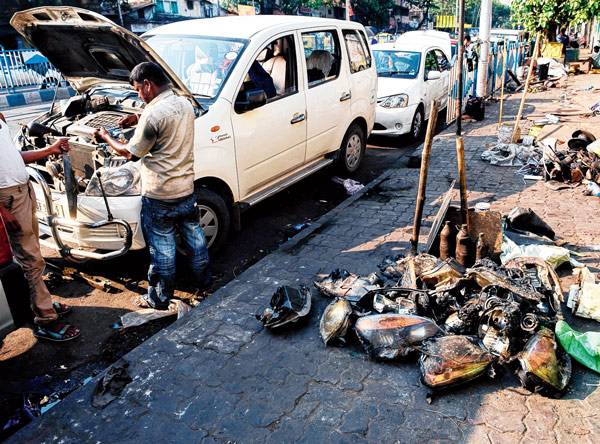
[0,45,15,93]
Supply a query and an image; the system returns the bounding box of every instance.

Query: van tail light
[0,213,14,267]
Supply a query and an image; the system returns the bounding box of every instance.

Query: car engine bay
[17,90,143,195]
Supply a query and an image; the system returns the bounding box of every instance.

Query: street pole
[346,0,350,20]
[476,0,492,98]
[454,0,459,35]
[116,0,124,26]
[456,0,465,135]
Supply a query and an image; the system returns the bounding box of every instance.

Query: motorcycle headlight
[380,94,409,108]
[85,163,141,197]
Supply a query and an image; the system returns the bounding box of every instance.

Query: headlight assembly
[380,94,409,108]
[85,163,141,197]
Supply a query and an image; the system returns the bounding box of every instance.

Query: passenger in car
[0,113,80,342]
[94,62,211,310]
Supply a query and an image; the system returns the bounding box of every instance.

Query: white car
[10,7,377,260]
[371,31,451,140]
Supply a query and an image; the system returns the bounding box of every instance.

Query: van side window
[434,49,449,71]
[424,50,438,78]
[343,30,371,73]
[302,30,341,87]
[235,34,297,108]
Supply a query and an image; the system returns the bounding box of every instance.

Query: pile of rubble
[313,253,570,396]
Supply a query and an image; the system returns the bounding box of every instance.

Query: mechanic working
[0,113,80,341]
[94,62,211,310]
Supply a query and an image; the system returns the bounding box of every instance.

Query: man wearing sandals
[94,62,211,310]
[0,113,80,342]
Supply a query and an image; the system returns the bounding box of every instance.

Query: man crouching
[95,62,211,310]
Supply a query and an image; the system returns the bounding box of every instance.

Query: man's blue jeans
[141,194,211,309]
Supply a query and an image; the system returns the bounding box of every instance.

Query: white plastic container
[498,122,520,144]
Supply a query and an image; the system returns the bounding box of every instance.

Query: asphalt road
[0,102,441,439]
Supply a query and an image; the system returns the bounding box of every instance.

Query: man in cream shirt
[0,113,80,341]
[95,62,211,310]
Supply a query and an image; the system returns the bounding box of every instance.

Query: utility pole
[476,0,492,98]
[456,0,465,135]
[346,0,350,20]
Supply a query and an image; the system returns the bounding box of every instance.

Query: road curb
[0,86,76,110]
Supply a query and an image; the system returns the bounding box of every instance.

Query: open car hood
[11,7,200,110]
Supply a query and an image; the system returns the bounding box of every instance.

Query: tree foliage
[351,0,395,29]
[510,0,600,33]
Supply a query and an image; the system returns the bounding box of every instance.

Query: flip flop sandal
[53,302,71,316]
[33,322,80,342]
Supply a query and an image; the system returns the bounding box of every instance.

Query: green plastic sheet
[555,320,600,374]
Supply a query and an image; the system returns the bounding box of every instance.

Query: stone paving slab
[8,75,600,444]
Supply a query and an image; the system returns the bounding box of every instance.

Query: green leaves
[510,0,600,32]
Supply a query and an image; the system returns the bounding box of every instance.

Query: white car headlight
[85,163,141,197]
[380,94,409,108]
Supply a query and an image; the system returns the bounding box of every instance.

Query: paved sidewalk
[8,74,600,444]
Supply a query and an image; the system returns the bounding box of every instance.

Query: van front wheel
[194,188,230,255]
[337,123,365,174]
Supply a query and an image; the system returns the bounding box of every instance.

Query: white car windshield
[374,50,421,79]
[143,34,248,99]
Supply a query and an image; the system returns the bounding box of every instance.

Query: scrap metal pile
[312,253,570,396]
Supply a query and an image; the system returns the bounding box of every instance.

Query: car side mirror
[235,89,267,113]
[426,70,441,81]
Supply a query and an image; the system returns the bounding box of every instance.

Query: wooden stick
[512,31,542,143]
[456,136,470,234]
[498,38,507,129]
[410,100,441,254]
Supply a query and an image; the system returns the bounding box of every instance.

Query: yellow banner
[238,4,255,16]
[435,15,471,29]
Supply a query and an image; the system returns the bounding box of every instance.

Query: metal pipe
[455,136,470,234]
[410,99,440,254]
[498,39,507,129]
[27,167,132,261]
[512,31,542,143]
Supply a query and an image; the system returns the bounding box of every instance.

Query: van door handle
[290,113,306,124]
[340,92,352,102]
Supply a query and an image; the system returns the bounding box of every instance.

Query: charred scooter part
[313,269,382,302]
[320,297,352,346]
[27,167,132,262]
[45,261,115,293]
[256,286,312,330]
[419,335,494,390]
[355,314,444,361]
[514,328,571,395]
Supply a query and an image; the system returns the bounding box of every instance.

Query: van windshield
[143,34,248,99]
[373,50,420,79]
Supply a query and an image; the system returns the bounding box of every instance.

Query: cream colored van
[11,8,377,259]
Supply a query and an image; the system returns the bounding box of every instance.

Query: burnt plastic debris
[419,335,494,389]
[256,285,312,330]
[314,269,382,302]
[92,359,132,409]
[567,129,596,150]
[320,297,352,346]
[355,314,444,361]
[516,329,571,395]
[507,207,556,240]
[308,246,570,396]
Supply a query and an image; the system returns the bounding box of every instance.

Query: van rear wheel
[337,123,365,174]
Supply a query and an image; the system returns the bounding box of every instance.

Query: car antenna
[48,73,63,114]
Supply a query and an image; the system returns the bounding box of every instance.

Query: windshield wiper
[379,70,412,75]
